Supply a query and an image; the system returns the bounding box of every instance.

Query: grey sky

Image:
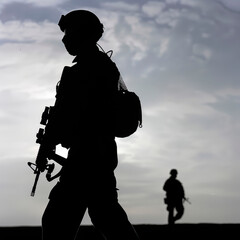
[0,0,240,225]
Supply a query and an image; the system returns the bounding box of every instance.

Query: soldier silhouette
[163,169,185,225]
[36,10,139,240]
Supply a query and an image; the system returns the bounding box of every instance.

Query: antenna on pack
[97,43,113,58]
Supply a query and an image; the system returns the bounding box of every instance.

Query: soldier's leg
[88,201,139,240]
[174,202,184,222]
[167,205,174,225]
[87,171,139,240]
[42,184,87,240]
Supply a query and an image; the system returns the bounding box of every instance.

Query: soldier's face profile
[62,28,80,55]
[62,27,93,56]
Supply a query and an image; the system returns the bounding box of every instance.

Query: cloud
[101,1,140,12]
[192,43,212,61]
[0,0,65,10]
[0,20,58,43]
[142,1,165,17]
[0,19,72,94]
[219,0,240,12]
[208,94,240,118]
[0,2,61,22]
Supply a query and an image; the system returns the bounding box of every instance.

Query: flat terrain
[0,224,239,239]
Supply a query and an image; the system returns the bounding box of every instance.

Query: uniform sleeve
[163,180,168,192]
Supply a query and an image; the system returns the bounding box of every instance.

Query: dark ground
[0,224,239,240]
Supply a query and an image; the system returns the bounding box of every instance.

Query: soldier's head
[170,169,178,178]
[58,10,104,55]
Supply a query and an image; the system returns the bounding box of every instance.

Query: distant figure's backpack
[114,75,142,138]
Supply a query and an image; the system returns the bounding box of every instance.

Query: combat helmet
[58,10,104,42]
[170,169,178,176]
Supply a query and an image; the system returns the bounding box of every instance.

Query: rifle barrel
[31,169,40,197]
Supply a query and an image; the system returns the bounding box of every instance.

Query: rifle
[28,161,55,196]
[28,106,66,197]
[184,197,191,204]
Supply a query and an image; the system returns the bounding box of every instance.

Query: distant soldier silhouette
[37,10,139,240]
[163,169,185,225]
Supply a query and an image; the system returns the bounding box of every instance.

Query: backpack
[114,76,142,138]
[96,45,143,138]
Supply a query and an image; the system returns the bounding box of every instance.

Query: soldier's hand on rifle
[35,143,55,172]
[35,146,48,172]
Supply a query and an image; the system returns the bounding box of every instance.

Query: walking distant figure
[163,169,185,225]
[36,10,139,240]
